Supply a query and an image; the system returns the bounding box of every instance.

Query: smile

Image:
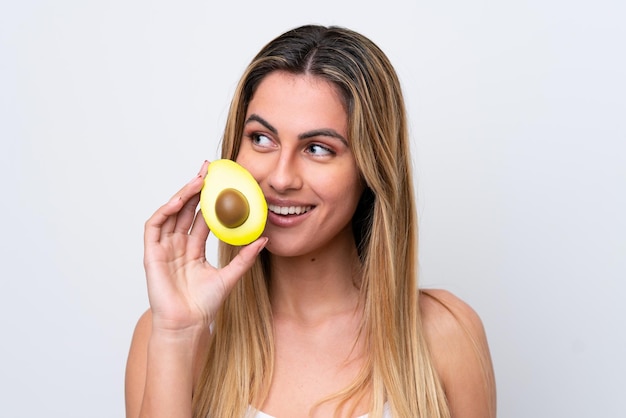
[268,204,313,216]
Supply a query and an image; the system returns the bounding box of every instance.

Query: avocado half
[200,159,267,246]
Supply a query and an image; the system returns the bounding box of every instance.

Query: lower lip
[266,208,313,227]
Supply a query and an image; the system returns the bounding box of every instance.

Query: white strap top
[249,403,391,417]
[253,412,369,418]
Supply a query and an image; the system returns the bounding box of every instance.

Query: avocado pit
[215,188,250,228]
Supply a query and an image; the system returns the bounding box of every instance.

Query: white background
[1,1,624,417]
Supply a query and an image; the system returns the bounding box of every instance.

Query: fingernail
[198,160,209,176]
[257,237,269,253]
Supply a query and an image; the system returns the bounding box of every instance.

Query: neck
[268,241,362,325]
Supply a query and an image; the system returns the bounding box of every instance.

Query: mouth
[267,204,313,216]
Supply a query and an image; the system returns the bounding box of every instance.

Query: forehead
[246,71,348,134]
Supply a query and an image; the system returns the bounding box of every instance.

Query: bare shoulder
[419,289,497,418]
[420,289,485,339]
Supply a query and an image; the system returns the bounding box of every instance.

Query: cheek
[323,175,363,211]
[234,142,250,166]
[235,148,262,181]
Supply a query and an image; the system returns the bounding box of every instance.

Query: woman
[125,25,496,418]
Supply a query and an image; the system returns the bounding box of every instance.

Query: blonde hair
[193,25,450,418]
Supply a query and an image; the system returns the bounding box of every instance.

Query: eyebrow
[245,114,277,135]
[244,113,348,147]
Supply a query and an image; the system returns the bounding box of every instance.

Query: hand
[142,161,267,333]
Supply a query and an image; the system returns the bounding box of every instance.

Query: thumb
[217,237,268,291]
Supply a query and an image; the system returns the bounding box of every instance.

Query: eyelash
[247,133,272,148]
[247,132,336,157]
[249,133,273,147]
[306,143,335,156]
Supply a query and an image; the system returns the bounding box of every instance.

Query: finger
[172,160,209,238]
[189,209,210,241]
[197,160,210,179]
[144,196,183,245]
[162,160,209,234]
[173,192,201,234]
[160,172,205,238]
[144,161,209,245]
[217,237,268,292]
[186,209,211,259]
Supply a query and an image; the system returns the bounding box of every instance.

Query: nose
[267,153,303,193]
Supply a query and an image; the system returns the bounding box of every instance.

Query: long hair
[193,25,450,418]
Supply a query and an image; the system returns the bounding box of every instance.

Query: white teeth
[268,204,312,215]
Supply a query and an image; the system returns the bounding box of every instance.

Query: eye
[249,133,274,149]
[306,143,334,156]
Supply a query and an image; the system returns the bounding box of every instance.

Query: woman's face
[236,71,363,258]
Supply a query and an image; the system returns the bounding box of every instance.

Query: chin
[265,238,318,259]
[265,244,306,258]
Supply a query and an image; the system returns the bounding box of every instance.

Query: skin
[238,72,367,416]
[125,71,495,418]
